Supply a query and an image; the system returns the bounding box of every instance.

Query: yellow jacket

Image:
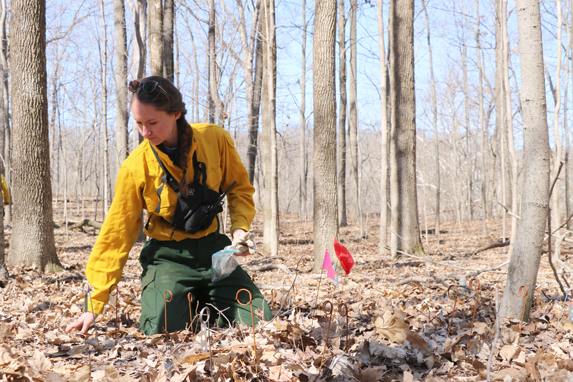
[1,176,9,204]
[85,124,255,314]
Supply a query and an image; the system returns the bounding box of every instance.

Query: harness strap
[147,142,211,231]
[192,152,208,184]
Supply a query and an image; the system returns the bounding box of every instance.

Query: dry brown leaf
[403,370,414,382]
[0,346,15,366]
[406,331,432,356]
[28,350,52,372]
[557,359,573,372]
[45,374,67,382]
[500,344,520,363]
[268,366,291,382]
[65,365,91,382]
[375,310,409,344]
[525,355,541,382]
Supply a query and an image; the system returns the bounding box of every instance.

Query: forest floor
[1,209,573,382]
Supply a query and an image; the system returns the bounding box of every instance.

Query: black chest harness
[148,142,236,237]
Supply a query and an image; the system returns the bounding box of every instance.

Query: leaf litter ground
[1,214,573,381]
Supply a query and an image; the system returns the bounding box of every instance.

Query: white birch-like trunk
[377,0,389,254]
[501,0,550,320]
[502,0,518,256]
[100,0,110,217]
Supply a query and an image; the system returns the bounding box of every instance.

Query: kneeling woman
[66,76,272,335]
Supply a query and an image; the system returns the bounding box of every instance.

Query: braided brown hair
[130,76,193,196]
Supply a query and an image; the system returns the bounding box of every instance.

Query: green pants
[139,232,272,335]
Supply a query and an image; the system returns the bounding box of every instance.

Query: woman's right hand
[65,312,98,334]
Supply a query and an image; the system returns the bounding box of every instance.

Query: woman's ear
[174,111,182,120]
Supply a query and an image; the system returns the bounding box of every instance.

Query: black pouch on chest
[149,143,221,236]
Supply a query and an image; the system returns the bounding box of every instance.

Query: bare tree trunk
[566,0,572,230]
[462,27,472,221]
[100,0,110,217]
[502,0,518,256]
[127,0,147,80]
[501,0,549,320]
[551,0,564,232]
[300,0,308,221]
[421,0,439,243]
[208,0,226,125]
[337,0,347,227]
[232,0,261,183]
[313,0,338,271]
[163,0,174,82]
[348,0,362,234]
[263,0,278,256]
[148,0,163,76]
[8,0,61,272]
[378,0,388,254]
[0,0,7,277]
[476,0,488,236]
[494,0,511,225]
[389,0,423,258]
[114,0,129,164]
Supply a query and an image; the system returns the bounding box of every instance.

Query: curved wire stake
[236,288,257,371]
[82,282,100,349]
[109,284,119,331]
[271,289,277,316]
[199,307,213,368]
[518,285,528,344]
[467,278,481,349]
[164,290,173,333]
[292,285,298,314]
[320,301,333,370]
[187,292,194,327]
[447,285,459,338]
[339,303,349,352]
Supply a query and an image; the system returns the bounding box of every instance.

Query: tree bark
[299,0,308,221]
[0,0,6,276]
[389,0,423,258]
[100,0,110,217]
[500,0,550,320]
[8,0,61,272]
[476,0,488,236]
[421,0,439,244]
[148,0,163,76]
[232,0,261,184]
[349,0,361,234]
[313,0,338,271]
[114,0,129,164]
[502,0,518,256]
[377,0,388,254]
[263,0,278,256]
[337,0,347,227]
[551,0,564,233]
[163,0,174,82]
[128,0,147,80]
[208,0,227,125]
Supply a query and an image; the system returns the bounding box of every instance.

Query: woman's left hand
[232,229,256,256]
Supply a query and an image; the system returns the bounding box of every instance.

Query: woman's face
[132,98,181,147]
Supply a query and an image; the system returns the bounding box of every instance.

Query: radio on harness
[148,142,236,236]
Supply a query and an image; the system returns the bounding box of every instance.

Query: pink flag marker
[322,249,336,281]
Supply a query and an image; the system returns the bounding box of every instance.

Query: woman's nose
[140,125,152,137]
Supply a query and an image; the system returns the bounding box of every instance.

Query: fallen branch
[243,264,293,274]
[66,219,103,230]
[472,241,510,256]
